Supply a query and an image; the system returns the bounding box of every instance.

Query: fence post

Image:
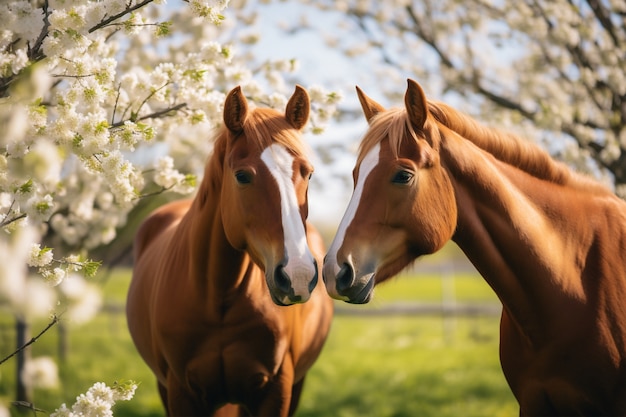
[58,321,68,364]
[441,263,456,344]
[15,316,32,404]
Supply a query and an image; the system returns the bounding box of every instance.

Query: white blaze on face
[326,143,380,276]
[261,144,315,296]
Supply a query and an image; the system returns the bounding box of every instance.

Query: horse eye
[300,164,313,180]
[235,171,252,184]
[392,170,413,184]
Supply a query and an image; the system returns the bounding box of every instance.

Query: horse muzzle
[266,257,318,306]
[322,257,375,304]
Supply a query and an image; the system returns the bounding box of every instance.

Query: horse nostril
[336,262,355,292]
[274,264,291,293]
[308,261,319,293]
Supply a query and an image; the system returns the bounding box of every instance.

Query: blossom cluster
[0,0,340,412]
[0,0,339,310]
[50,381,138,417]
[21,356,60,390]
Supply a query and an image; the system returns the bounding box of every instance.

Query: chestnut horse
[127,85,333,416]
[323,79,626,415]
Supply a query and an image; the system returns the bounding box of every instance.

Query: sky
[232,1,387,226]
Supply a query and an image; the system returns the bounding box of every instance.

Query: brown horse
[127,85,333,416]
[323,79,626,415]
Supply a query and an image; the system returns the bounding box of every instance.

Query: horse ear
[285,85,310,130]
[224,86,248,133]
[356,85,385,124]
[405,79,428,129]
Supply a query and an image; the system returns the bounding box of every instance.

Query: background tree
[0,0,339,412]
[279,0,626,193]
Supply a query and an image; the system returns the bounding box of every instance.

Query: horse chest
[163,311,290,403]
[501,317,626,414]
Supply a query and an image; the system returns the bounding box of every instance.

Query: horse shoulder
[134,199,192,259]
[128,199,192,380]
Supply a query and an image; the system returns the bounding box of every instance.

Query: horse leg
[517,384,559,417]
[247,365,295,417]
[287,377,305,416]
[157,380,169,415]
[165,373,207,416]
[212,403,245,417]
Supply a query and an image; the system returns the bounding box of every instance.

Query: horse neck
[441,132,596,343]
[176,154,261,313]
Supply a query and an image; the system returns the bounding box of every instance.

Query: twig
[88,0,156,33]
[133,82,172,120]
[0,212,27,228]
[112,84,122,126]
[0,314,61,366]
[27,0,51,62]
[134,186,170,200]
[11,401,47,415]
[109,102,187,128]
[0,200,27,228]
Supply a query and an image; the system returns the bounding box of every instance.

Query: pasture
[0,266,517,417]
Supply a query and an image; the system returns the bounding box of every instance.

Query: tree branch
[585,0,620,47]
[88,0,156,33]
[0,314,61,366]
[404,4,455,69]
[11,401,47,414]
[109,102,187,128]
[27,0,51,62]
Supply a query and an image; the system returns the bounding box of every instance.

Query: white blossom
[27,244,54,268]
[51,381,137,417]
[59,274,102,324]
[189,0,230,24]
[18,277,56,319]
[42,267,66,287]
[21,356,60,389]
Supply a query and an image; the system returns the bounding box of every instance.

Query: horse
[127,85,333,416]
[323,79,626,415]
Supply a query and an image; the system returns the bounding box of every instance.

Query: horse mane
[428,101,580,186]
[196,106,310,207]
[358,101,608,192]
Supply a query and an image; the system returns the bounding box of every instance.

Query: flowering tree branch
[27,0,51,62]
[0,212,27,228]
[11,401,47,414]
[0,314,61,367]
[88,0,157,33]
[110,102,187,128]
[0,1,340,411]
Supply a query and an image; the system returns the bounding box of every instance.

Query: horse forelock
[357,107,435,167]
[242,107,309,158]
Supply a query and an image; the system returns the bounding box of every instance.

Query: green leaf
[82,260,102,278]
[184,174,197,187]
[156,21,172,37]
[17,179,33,194]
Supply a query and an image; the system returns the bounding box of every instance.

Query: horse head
[323,79,457,303]
[221,85,318,305]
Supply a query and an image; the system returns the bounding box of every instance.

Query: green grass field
[0,267,517,417]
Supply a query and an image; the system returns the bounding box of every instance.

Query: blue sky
[228,1,375,224]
